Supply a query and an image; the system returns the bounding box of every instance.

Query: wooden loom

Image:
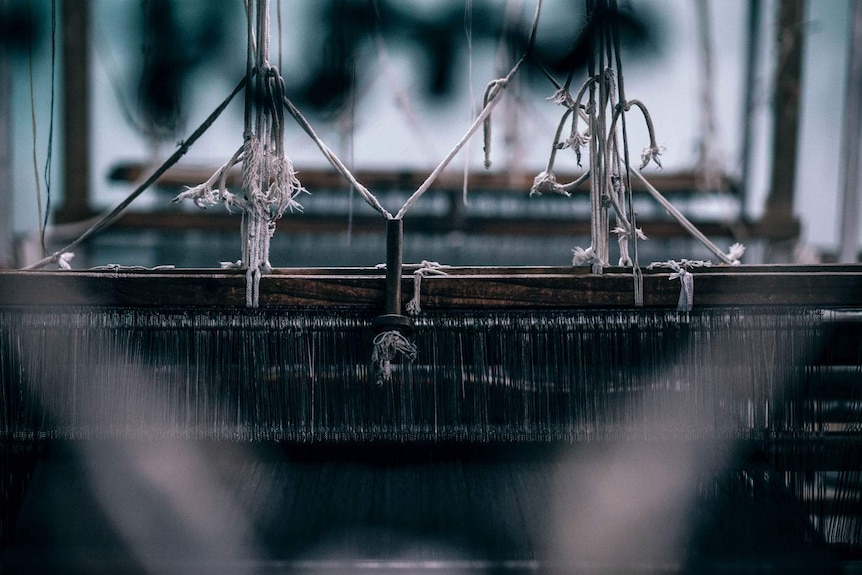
[3,0,857,571]
[3,265,862,572]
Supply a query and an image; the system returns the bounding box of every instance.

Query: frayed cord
[372,330,417,385]
[406,261,449,316]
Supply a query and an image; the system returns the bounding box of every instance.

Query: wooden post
[55,0,92,224]
[0,0,12,267]
[839,0,862,263]
[740,0,762,219]
[761,0,804,250]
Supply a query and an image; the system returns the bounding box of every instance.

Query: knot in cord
[530,171,569,197]
[648,259,713,312]
[572,245,601,267]
[406,261,449,316]
[57,252,75,270]
[372,330,418,385]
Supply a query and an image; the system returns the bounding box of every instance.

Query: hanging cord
[483,0,523,169]
[276,0,282,73]
[530,73,596,198]
[23,77,247,270]
[647,259,713,312]
[405,261,450,316]
[591,12,609,271]
[610,0,642,305]
[176,0,305,307]
[244,0,306,307]
[632,168,744,265]
[393,0,544,220]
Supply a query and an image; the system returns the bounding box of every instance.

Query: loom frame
[1,265,861,309]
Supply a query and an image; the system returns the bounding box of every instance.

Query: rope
[647,259,713,312]
[173,0,305,307]
[405,261,449,316]
[610,0,641,305]
[372,330,417,385]
[282,96,392,219]
[632,168,744,265]
[393,0,544,221]
[56,252,74,270]
[43,0,57,254]
[23,77,247,271]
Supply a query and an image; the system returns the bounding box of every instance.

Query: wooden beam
[108,163,738,197]
[764,0,804,229]
[2,265,861,309]
[109,209,796,240]
[55,0,92,224]
[0,0,12,267]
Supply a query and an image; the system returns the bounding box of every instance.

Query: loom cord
[279,0,545,222]
[610,0,642,305]
[393,0,544,221]
[631,168,736,265]
[21,77,247,271]
[282,96,392,220]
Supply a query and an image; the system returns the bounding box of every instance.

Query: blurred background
[0,0,857,269]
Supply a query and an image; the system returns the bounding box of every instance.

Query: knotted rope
[172,0,305,307]
[647,259,713,312]
[372,330,417,386]
[406,261,449,316]
[57,252,74,270]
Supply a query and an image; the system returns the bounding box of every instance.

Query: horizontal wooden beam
[109,211,799,240]
[109,163,737,197]
[2,265,861,309]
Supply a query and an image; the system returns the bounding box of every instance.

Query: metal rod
[384,218,404,315]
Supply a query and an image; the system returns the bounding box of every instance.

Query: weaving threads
[1,306,841,443]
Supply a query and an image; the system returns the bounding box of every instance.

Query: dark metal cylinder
[384,218,403,315]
